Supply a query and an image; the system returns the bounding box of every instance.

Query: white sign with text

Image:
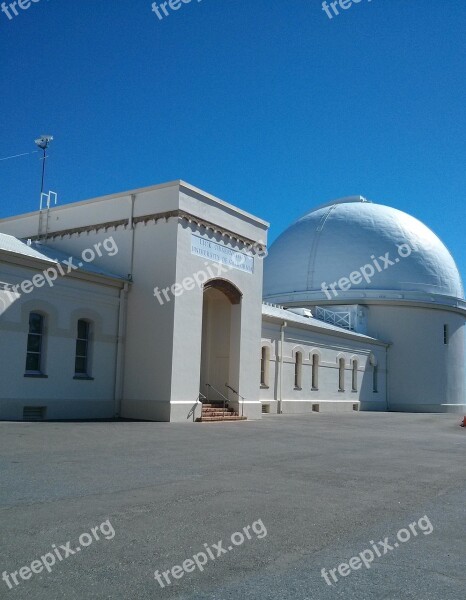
[191,235,254,274]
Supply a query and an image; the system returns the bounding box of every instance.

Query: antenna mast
[35,135,53,198]
[34,135,55,241]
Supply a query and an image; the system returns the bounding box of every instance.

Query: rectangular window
[25,312,44,374]
[312,354,319,390]
[260,347,267,386]
[352,361,358,392]
[294,352,302,389]
[444,324,449,345]
[75,320,90,376]
[338,358,345,392]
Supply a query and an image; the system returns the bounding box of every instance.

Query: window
[260,346,270,387]
[373,364,379,393]
[352,360,358,392]
[75,320,91,376]
[338,358,345,392]
[25,312,45,374]
[311,353,319,390]
[443,324,449,345]
[294,351,302,389]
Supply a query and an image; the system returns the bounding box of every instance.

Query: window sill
[24,373,48,378]
[311,387,319,392]
[260,384,269,389]
[73,375,94,381]
[294,386,302,391]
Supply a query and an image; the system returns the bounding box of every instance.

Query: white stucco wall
[260,314,387,414]
[365,304,466,412]
[0,260,121,420]
[0,181,268,422]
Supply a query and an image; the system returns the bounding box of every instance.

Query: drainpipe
[129,194,136,279]
[385,344,390,411]
[278,320,287,414]
[114,282,129,418]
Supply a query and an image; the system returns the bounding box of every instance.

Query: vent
[353,403,359,412]
[23,406,46,421]
[261,404,271,414]
[312,404,320,412]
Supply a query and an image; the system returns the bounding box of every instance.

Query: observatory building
[263,197,465,414]
[0,183,464,421]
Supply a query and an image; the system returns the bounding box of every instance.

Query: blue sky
[0,0,465,282]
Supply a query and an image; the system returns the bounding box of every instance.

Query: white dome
[264,197,464,304]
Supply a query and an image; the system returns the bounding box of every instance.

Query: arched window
[25,312,45,374]
[352,360,358,392]
[338,358,345,392]
[75,320,91,377]
[311,353,319,390]
[294,351,302,389]
[260,346,270,387]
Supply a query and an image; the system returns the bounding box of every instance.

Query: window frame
[373,364,379,393]
[311,353,319,391]
[24,312,46,377]
[294,351,303,390]
[260,346,270,388]
[74,319,93,379]
[352,360,358,392]
[338,358,345,392]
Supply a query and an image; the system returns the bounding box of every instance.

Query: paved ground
[0,412,465,600]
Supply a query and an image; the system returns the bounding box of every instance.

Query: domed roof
[263,197,464,304]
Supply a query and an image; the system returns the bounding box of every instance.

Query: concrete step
[202,411,236,417]
[196,416,247,422]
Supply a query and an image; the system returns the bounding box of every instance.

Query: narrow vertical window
[294,352,302,389]
[75,320,90,376]
[338,358,345,392]
[25,312,44,374]
[373,365,379,393]
[352,360,358,392]
[312,354,319,390]
[443,324,449,345]
[260,346,269,387]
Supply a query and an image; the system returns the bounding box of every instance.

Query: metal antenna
[34,135,53,198]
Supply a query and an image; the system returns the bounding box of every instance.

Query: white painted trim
[281,399,360,403]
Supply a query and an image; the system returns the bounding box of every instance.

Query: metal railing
[225,383,245,417]
[315,306,352,330]
[205,383,229,420]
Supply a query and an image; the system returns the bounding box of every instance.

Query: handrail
[225,383,245,417]
[205,383,229,420]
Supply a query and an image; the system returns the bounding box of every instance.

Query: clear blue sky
[1,0,465,284]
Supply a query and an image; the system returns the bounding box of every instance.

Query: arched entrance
[200,279,242,403]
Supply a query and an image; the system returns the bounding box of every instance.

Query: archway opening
[200,280,242,403]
